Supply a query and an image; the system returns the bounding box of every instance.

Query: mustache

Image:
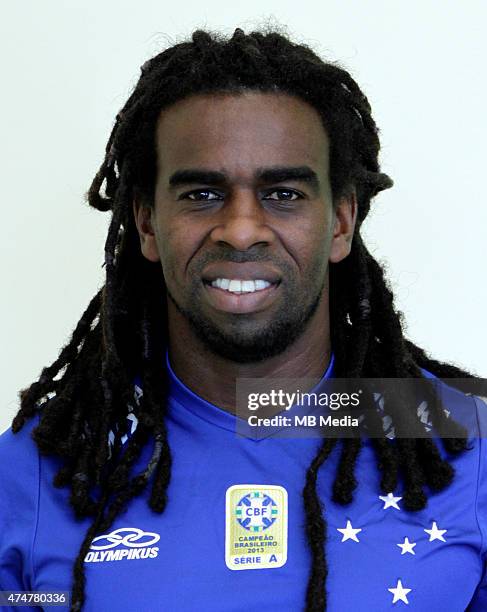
[194,248,278,266]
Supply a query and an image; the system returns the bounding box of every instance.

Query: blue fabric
[1,354,486,611]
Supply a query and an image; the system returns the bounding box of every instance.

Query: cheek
[280,213,333,273]
[157,219,204,285]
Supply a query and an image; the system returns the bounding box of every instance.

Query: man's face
[134,91,356,362]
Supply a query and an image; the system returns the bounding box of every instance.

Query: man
[1,27,486,611]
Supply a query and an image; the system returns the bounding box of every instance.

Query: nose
[209,189,275,251]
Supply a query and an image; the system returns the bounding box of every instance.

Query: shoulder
[418,367,484,440]
[415,371,487,566]
[0,414,41,514]
[0,413,41,472]
[0,414,41,590]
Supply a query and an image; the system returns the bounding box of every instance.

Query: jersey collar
[166,350,335,436]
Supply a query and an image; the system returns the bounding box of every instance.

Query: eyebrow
[168,166,320,194]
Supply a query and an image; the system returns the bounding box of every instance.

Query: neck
[167,291,332,414]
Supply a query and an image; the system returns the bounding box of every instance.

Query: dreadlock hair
[11,26,485,611]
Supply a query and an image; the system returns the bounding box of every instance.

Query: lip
[202,280,281,314]
[201,262,282,284]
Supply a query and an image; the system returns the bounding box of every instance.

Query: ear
[329,190,358,263]
[132,199,160,262]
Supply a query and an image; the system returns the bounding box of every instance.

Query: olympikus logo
[84,527,160,563]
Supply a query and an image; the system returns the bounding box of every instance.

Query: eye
[263,189,302,202]
[179,189,222,201]
[262,189,304,210]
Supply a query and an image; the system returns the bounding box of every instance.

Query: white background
[1,1,486,433]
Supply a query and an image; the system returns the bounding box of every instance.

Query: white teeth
[210,278,273,293]
[241,280,255,292]
[228,280,241,292]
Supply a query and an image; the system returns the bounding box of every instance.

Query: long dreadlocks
[11,27,484,611]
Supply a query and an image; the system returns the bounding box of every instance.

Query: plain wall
[1,0,486,434]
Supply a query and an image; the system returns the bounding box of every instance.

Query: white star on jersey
[397,537,416,555]
[337,520,362,542]
[424,521,447,542]
[379,492,402,509]
[388,579,411,604]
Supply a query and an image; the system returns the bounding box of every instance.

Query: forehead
[154,91,330,176]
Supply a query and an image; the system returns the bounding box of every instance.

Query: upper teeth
[210,278,272,293]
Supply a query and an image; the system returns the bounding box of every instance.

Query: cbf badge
[225,484,288,570]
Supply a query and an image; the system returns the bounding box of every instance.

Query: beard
[166,273,326,364]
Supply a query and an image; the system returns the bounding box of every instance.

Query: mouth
[204,278,277,293]
[202,277,282,314]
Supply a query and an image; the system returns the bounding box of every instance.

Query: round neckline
[166,351,335,438]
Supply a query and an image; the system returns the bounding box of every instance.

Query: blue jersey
[1,354,487,611]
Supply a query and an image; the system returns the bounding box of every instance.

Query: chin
[192,321,302,364]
